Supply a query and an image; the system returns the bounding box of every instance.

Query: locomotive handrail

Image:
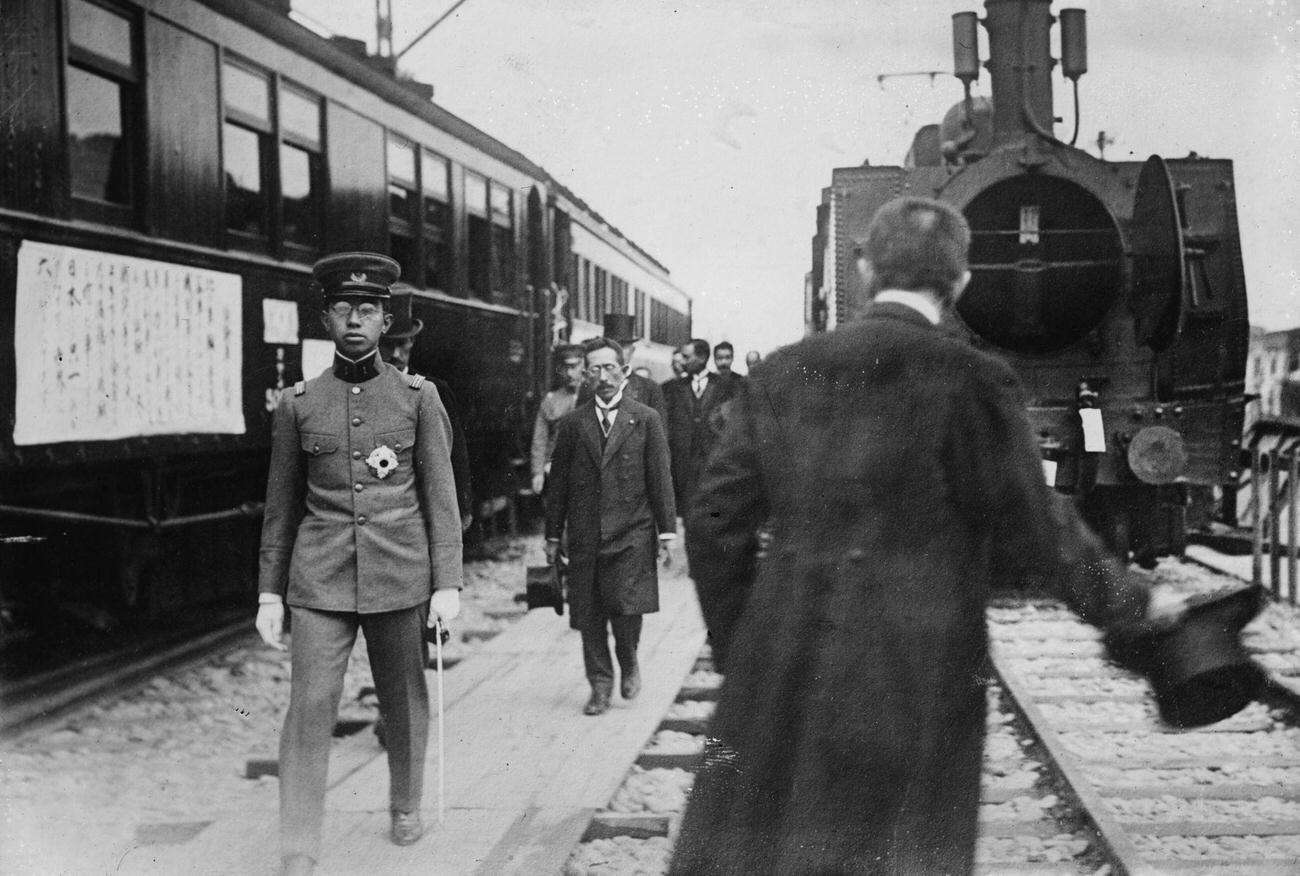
[971,227,1116,236]
[0,502,264,532]
[970,258,1122,270]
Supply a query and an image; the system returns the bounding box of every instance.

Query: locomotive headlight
[1127,425,1188,485]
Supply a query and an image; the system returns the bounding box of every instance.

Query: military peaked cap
[312,252,400,300]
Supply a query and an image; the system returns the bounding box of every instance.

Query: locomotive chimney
[982,0,1056,143]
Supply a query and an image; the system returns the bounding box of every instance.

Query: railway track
[0,611,255,739]
[565,583,1300,875]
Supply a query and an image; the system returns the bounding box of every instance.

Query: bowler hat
[386,283,424,340]
[603,314,638,345]
[312,252,399,300]
[1148,584,1266,728]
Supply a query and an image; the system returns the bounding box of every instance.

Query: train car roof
[198,0,678,291]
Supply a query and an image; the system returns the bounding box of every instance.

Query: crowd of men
[254,195,1250,876]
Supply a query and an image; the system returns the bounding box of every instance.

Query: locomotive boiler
[810,0,1249,566]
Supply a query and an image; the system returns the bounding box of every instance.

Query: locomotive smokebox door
[1129,155,1187,351]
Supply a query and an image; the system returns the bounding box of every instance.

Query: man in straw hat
[255,253,463,876]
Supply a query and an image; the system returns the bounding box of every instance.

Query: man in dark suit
[544,337,676,716]
[381,283,473,532]
[255,253,463,876]
[662,338,740,511]
[710,341,745,394]
[669,199,1179,875]
[576,313,668,424]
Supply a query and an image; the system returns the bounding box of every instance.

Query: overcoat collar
[602,404,638,464]
[863,300,950,333]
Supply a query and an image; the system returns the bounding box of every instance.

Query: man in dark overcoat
[576,313,669,423]
[545,337,676,715]
[669,199,1170,875]
[255,253,463,876]
[662,337,740,511]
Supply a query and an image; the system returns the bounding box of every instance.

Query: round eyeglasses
[327,301,384,320]
[585,363,629,378]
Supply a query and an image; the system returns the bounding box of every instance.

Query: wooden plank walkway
[119,562,705,876]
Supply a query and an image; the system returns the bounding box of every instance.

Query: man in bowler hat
[255,252,463,876]
[577,313,668,424]
[381,282,473,531]
[545,337,676,715]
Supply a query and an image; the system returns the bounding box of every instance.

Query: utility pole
[375,0,393,57]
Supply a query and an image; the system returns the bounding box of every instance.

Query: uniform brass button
[352,417,362,426]
[356,515,367,525]
[354,483,364,492]
[313,444,320,453]
[351,386,361,395]
[352,450,362,460]
[847,548,866,562]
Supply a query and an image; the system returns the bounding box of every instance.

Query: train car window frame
[489,182,515,305]
[64,0,142,226]
[421,150,451,292]
[634,288,647,338]
[465,171,491,300]
[386,133,419,284]
[278,80,323,259]
[221,55,274,253]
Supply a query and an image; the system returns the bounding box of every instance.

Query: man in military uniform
[255,253,463,876]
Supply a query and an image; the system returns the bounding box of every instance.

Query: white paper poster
[300,339,336,381]
[13,241,245,445]
[262,298,300,345]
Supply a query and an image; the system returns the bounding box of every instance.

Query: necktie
[693,376,706,399]
[599,407,613,438]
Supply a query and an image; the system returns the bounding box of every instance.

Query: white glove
[430,588,461,623]
[255,601,286,651]
[531,473,545,495]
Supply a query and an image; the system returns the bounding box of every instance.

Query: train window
[222,60,272,250]
[66,0,139,220]
[490,183,514,305]
[634,289,647,337]
[223,63,270,127]
[422,152,450,290]
[466,172,491,299]
[386,135,418,280]
[224,122,267,237]
[68,0,133,70]
[279,84,322,254]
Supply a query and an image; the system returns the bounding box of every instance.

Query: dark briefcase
[525,562,566,615]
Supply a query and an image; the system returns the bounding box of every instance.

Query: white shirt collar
[873,290,942,326]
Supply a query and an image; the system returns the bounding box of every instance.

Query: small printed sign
[1080,408,1106,453]
[300,339,336,380]
[262,299,300,345]
[1042,458,1058,487]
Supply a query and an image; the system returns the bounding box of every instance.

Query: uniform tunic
[258,358,463,610]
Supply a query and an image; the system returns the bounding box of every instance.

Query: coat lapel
[602,409,636,466]
[577,405,604,467]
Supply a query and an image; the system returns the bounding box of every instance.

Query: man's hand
[531,474,545,495]
[255,601,287,651]
[461,512,473,533]
[544,540,560,566]
[659,538,674,568]
[429,588,461,624]
[1146,584,1189,631]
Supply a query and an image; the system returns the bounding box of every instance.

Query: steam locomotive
[809,0,1249,566]
[0,0,690,636]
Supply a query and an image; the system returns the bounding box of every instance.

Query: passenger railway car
[810,0,1248,565]
[0,0,690,629]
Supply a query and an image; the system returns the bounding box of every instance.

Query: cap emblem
[350,272,368,283]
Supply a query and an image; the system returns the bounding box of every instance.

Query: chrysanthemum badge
[366,445,399,479]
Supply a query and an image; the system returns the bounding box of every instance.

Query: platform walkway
[122,561,705,876]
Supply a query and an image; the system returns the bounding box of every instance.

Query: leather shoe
[620,666,642,700]
[583,689,612,716]
[391,809,424,846]
[281,855,315,876]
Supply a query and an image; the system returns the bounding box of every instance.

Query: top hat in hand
[1147,584,1266,728]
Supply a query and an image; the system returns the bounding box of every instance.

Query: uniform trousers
[580,613,643,694]
[280,604,429,860]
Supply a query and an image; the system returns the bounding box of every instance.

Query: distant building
[1246,326,1300,428]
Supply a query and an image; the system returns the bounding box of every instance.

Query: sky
[292,0,1300,362]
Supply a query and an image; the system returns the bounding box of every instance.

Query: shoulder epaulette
[407,373,426,389]
[293,380,306,396]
